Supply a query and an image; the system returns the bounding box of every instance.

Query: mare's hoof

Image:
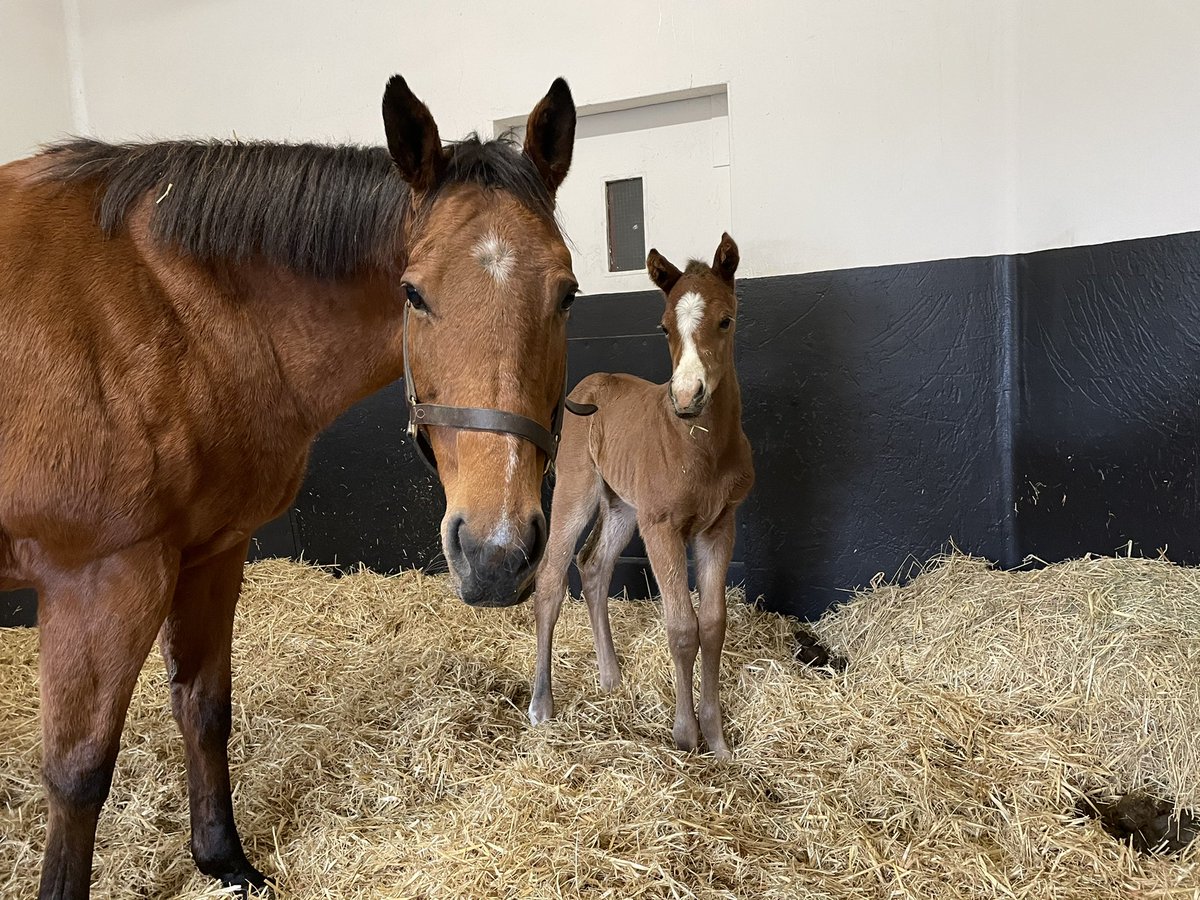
[219,865,272,897]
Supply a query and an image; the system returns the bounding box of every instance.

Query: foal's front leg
[640,520,700,751]
[693,509,737,760]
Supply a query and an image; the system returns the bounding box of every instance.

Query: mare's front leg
[693,509,737,760]
[37,542,178,900]
[640,518,700,751]
[159,539,266,893]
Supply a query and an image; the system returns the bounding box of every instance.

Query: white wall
[0,0,75,162]
[28,0,1200,278]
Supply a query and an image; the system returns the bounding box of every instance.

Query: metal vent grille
[605,178,645,272]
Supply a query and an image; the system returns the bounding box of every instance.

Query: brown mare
[0,75,579,898]
[529,234,754,760]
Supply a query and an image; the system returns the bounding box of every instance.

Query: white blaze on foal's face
[671,290,708,410]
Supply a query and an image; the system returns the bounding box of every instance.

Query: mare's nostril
[525,514,547,568]
[446,515,467,561]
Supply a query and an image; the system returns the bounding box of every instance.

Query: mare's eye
[404,284,426,311]
[561,286,579,312]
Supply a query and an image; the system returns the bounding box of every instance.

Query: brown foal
[529,234,755,759]
[0,75,579,899]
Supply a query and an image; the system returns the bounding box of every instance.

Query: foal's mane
[40,135,556,279]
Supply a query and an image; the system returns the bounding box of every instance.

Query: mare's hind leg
[529,467,601,726]
[577,492,636,692]
[37,542,178,900]
[639,519,700,752]
[693,509,736,760]
[159,539,266,892]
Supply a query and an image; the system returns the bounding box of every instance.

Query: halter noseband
[402,301,596,476]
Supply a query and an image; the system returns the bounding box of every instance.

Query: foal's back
[559,369,749,537]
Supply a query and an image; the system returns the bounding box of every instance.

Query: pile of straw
[1,552,1198,898]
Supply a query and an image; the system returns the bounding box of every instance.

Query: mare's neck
[237,263,407,435]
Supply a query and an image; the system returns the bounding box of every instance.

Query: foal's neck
[672,366,744,453]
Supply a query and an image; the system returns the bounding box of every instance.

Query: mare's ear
[647,248,683,295]
[712,232,739,283]
[382,75,446,194]
[523,77,576,197]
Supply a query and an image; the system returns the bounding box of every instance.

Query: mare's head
[646,233,740,418]
[384,77,577,607]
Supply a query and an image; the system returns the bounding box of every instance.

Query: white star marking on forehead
[675,291,705,338]
[474,230,516,283]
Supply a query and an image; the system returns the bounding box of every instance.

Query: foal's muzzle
[670,381,708,418]
[445,512,546,607]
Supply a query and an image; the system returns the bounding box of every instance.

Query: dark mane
[39,134,555,279]
[684,260,714,276]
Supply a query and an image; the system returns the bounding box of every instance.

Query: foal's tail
[565,373,608,417]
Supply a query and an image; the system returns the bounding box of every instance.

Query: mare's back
[0,158,185,532]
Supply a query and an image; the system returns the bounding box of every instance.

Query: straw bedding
[1,552,1198,898]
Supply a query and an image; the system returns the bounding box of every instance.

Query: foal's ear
[524,77,576,197]
[713,232,739,283]
[382,75,446,194]
[647,248,683,295]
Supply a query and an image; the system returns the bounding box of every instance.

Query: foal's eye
[659,323,669,335]
[719,316,734,331]
[403,283,426,311]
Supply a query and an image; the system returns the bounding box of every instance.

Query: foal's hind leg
[639,519,700,752]
[159,539,266,892]
[577,492,636,692]
[529,469,601,726]
[37,542,178,900]
[693,510,737,760]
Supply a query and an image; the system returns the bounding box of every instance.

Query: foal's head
[647,233,740,418]
[383,77,577,607]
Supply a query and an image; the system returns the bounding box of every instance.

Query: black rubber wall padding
[4,231,1198,625]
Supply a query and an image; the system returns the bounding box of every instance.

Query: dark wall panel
[6,231,1200,626]
[736,259,1014,616]
[1014,233,1200,562]
[292,379,445,574]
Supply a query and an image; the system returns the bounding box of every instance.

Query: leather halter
[402,301,596,475]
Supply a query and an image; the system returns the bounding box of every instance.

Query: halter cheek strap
[402,301,596,475]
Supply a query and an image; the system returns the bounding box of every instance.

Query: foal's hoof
[598,669,622,693]
[672,720,700,752]
[528,694,555,726]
